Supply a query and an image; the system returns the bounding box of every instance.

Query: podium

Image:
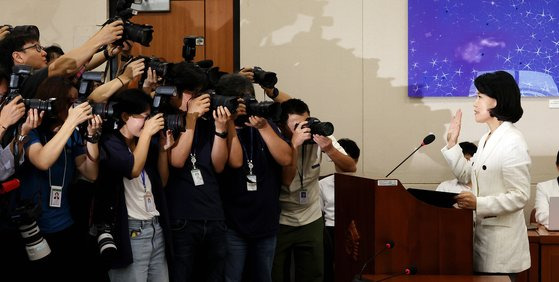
[335,173,474,281]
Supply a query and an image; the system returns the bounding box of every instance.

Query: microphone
[375,266,418,282]
[385,133,436,177]
[352,240,396,282]
[0,178,20,195]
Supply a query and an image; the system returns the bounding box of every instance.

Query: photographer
[18,76,101,280]
[239,67,290,103]
[165,62,233,281]
[272,98,356,282]
[96,89,173,282]
[216,74,291,282]
[0,21,124,98]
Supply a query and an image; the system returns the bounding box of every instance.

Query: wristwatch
[17,134,29,143]
[215,131,228,139]
[85,132,101,144]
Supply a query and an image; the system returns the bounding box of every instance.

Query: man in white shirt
[319,138,360,282]
[534,149,559,228]
[436,142,477,193]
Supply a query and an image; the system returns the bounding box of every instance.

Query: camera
[105,0,154,47]
[96,224,117,258]
[299,117,334,144]
[77,71,117,120]
[153,86,186,135]
[245,98,281,121]
[207,89,239,114]
[2,65,56,117]
[253,66,277,88]
[10,200,51,261]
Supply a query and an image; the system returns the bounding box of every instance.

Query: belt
[128,216,159,227]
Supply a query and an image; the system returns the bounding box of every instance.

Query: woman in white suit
[534,150,559,228]
[442,71,531,281]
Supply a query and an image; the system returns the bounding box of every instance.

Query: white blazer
[534,178,559,228]
[442,122,531,273]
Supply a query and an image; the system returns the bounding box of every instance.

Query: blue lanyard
[140,170,146,192]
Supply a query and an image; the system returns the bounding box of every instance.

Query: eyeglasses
[18,44,44,53]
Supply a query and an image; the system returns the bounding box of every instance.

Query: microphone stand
[385,144,424,177]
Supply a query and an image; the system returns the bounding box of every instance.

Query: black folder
[406,188,458,208]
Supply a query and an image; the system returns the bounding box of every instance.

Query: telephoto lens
[97,225,117,258]
[23,98,56,117]
[18,220,51,261]
[252,66,278,88]
[164,112,186,135]
[91,102,116,120]
[210,93,239,114]
[245,98,282,121]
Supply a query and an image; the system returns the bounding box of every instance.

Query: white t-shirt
[319,174,335,227]
[123,171,160,220]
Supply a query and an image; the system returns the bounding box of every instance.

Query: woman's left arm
[76,115,102,181]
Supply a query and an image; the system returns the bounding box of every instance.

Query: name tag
[299,191,308,205]
[49,185,63,208]
[144,191,156,212]
[247,174,257,191]
[191,169,204,186]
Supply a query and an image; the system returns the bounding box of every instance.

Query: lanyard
[46,136,67,188]
[140,170,147,192]
[190,128,199,169]
[237,127,255,175]
[297,145,306,190]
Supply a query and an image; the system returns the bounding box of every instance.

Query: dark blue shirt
[20,129,85,233]
[220,122,287,238]
[166,118,225,220]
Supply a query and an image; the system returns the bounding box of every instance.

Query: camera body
[206,89,239,114]
[153,86,186,136]
[105,0,153,47]
[10,200,51,261]
[245,98,281,121]
[2,65,57,117]
[252,66,277,89]
[77,71,116,121]
[300,117,334,144]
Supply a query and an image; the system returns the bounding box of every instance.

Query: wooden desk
[362,274,509,282]
[518,225,559,282]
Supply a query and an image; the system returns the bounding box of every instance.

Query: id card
[49,185,63,208]
[144,191,156,212]
[299,190,308,205]
[247,174,257,191]
[191,169,204,186]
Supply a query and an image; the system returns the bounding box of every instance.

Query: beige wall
[0,0,108,57]
[241,0,559,221]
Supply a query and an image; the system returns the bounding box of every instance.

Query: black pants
[323,226,335,282]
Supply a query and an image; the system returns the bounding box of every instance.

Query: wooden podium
[335,173,474,281]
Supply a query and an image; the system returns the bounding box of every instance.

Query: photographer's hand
[313,134,334,152]
[122,58,145,83]
[0,96,26,130]
[141,113,164,137]
[0,25,10,42]
[93,20,124,46]
[291,121,311,148]
[233,98,246,121]
[20,109,44,137]
[245,116,268,130]
[142,67,161,93]
[66,102,93,128]
[239,67,254,82]
[187,94,211,118]
[213,106,232,132]
[87,114,103,137]
[159,129,175,151]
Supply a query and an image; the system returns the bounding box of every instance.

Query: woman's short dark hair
[112,88,153,125]
[215,74,254,98]
[459,141,478,157]
[474,71,523,123]
[36,76,75,130]
[44,45,64,63]
[338,138,360,161]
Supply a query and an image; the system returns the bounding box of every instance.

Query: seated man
[534,149,559,228]
[436,141,477,193]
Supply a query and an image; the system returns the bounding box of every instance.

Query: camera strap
[46,135,67,208]
[237,127,259,191]
[189,128,204,186]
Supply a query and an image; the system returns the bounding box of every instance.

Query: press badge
[144,191,156,212]
[247,174,257,191]
[49,185,63,208]
[191,169,204,186]
[299,191,308,205]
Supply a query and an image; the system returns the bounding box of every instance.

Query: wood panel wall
[128,0,235,73]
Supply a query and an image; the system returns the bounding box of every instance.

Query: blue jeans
[169,219,227,282]
[109,217,168,282]
[225,228,277,282]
